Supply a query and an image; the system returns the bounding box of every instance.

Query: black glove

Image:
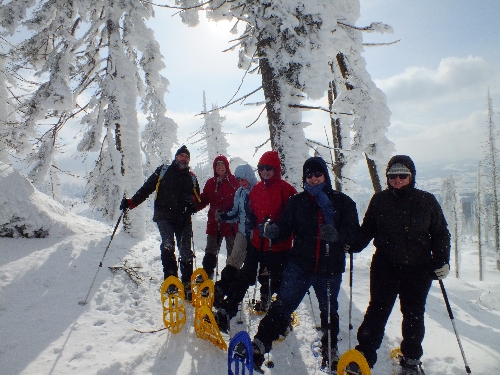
[319,223,339,243]
[263,222,280,239]
[184,194,197,214]
[257,222,266,238]
[120,198,130,210]
[215,209,228,222]
[245,212,257,232]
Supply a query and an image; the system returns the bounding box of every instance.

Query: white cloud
[386,109,494,163]
[376,56,500,111]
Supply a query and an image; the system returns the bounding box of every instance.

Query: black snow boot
[202,253,217,279]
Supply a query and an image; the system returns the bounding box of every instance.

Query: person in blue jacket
[213,163,258,306]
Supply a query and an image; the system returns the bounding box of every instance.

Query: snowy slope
[1,176,499,374]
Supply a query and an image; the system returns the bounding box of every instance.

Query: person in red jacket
[215,150,297,332]
[197,155,239,279]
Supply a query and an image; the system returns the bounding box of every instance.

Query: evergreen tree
[442,175,462,278]
[485,90,500,270]
[2,0,174,237]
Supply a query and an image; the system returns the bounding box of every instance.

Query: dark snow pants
[356,252,433,367]
[157,219,193,283]
[255,261,342,353]
[221,243,290,318]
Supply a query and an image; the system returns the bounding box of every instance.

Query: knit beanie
[175,145,190,158]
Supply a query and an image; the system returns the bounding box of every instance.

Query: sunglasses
[388,174,410,180]
[258,165,274,172]
[306,172,324,179]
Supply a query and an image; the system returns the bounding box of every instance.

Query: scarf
[304,182,335,225]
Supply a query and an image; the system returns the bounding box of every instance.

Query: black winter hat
[175,145,190,158]
[302,157,332,187]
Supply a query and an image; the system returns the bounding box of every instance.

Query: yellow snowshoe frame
[193,279,214,310]
[190,268,209,306]
[337,349,371,375]
[194,305,227,351]
[160,276,186,334]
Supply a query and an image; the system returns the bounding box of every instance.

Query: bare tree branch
[289,103,352,116]
[246,106,266,128]
[194,86,262,116]
[139,0,214,11]
[363,40,400,47]
[253,138,270,156]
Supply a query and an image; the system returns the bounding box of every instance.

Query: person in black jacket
[244,156,360,370]
[120,145,200,299]
[347,155,451,375]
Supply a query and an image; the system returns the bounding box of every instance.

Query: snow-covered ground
[1,168,500,375]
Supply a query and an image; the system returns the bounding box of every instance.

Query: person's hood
[386,155,416,188]
[234,164,257,188]
[212,155,232,177]
[257,151,282,180]
[302,157,333,190]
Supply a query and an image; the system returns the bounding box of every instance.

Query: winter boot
[183,282,192,302]
[215,308,230,333]
[345,362,362,375]
[161,246,178,280]
[202,253,217,279]
[321,344,339,370]
[252,338,266,373]
[179,258,193,284]
[253,294,270,313]
[398,357,421,375]
[166,284,178,295]
[214,285,225,308]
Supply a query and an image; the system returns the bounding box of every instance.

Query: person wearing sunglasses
[346,155,451,375]
[215,150,297,332]
[238,156,360,371]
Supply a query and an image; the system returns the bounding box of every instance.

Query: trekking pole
[79,210,124,306]
[307,290,318,329]
[439,280,472,374]
[348,251,354,349]
[252,261,261,310]
[326,243,332,375]
[192,229,197,268]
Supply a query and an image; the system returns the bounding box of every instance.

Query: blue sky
[145,0,500,169]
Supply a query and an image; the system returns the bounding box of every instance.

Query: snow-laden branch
[139,0,214,11]
[338,21,394,34]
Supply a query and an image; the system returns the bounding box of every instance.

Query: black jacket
[355,186,450,267]
[273,189,360,277]
[130,161,200,225]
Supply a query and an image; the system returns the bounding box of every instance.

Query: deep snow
[1,167,500,375]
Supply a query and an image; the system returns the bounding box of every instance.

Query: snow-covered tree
[2,0,174,238]
[442,175,463,278]
[190,91,230,187]
[178,0,393,189]
[484,90,500,270]
[476,161,487,280]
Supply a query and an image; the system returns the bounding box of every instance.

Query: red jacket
[198,155,239,236]
[249,151,297,252]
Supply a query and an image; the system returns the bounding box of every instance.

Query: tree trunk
[330,53,382,193]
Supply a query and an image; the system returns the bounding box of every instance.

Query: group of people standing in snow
[120,145,451,375]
